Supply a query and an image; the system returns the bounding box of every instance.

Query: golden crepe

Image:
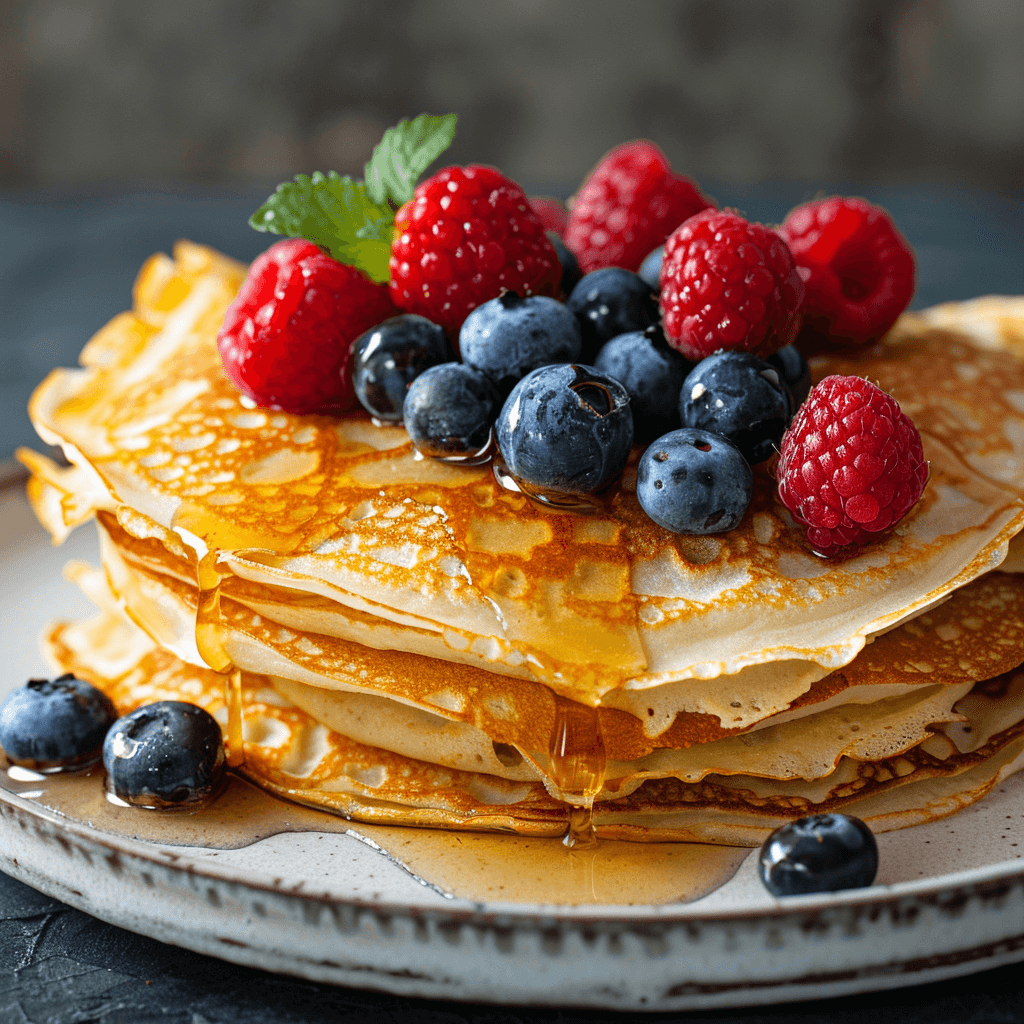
[17,241,1024,844]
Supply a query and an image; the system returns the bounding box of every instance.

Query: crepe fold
[18,241,1024,841]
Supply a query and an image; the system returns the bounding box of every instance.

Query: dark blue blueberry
[459,292,582,395]
[566,268,659,361]
[638,245,664,290]
[594,325,694,441]
[403,363,502,464]
[495,364,633,501]
[637,429,753,533]
[759,814,879,896]
[103,701,225,808]
[767,344,812,409]
[548,232,583,296]
[352,314,451,422]
[678,351,793,465]
[0,674,118,771]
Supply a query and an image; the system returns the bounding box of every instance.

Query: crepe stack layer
[18,241,1024,845]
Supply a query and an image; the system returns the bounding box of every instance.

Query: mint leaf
[364,112,457,208]
[249,172,394,283]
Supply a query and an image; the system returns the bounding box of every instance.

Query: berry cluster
[0,675,225,807]
[218,115,925,556]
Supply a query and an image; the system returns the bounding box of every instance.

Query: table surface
[2,181,1024,1022]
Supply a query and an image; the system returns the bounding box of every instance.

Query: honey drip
[1,765,748,906]
[548,697,607,849]
[195,550,244,767]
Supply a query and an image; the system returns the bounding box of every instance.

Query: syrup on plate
[1,762,747,906]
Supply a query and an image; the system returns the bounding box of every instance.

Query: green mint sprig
[249,113,457,284]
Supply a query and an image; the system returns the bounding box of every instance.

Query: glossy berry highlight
[103,701,226,808]
[759,814,879,896]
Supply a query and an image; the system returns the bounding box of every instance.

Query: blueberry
[352,314,451,422]
[767,344,812,409]
[0,674,118,771]
[678,351,793,465]
[103,701,225,808]
[459,292,582,395]
[637,429,753,533]
[594,325,694,441]
[495,364,633,501]
[758,814,879,896]
[638,245,664,290]
[566,268,659,361]
[403,363,502,464]
[547,232,583,296]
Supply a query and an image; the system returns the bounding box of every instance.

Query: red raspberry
[776,375,928,556]
[659,209,805,362]
[529,196,568,237]
[217,238,398,414]
[778,197,915,345]
[388,165,561,339]
[564,141,712,275]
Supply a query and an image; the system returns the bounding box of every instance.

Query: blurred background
[2,0,1024,458]
[3,0,1024,194]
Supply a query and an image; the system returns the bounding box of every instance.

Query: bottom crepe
[42,562,1024,847]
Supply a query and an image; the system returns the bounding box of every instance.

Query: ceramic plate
[3,465,1024,1013]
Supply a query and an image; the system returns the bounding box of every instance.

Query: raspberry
[776,375,928,556]
[388,165,561,339]
[659,209,805,362]
[217,239,398,414]
[564,141,712,275]
[529,196,568,237]
[778,197,915,345]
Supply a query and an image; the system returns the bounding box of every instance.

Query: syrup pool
[1,762,747,907]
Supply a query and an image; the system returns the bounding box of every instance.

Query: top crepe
[20,242,1024,706]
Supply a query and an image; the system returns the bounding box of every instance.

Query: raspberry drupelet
[389,165,561,340]
[565,140,712,275]
[659,209,805,362]
[217,238,398,414]
[776,375,928,556]
[779,197,916,345]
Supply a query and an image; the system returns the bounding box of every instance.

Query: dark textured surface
[2,184,1024,1018]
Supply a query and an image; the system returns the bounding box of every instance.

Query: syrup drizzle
[0,765,748,906]
[548,697,607,848]
[195,550,244,767]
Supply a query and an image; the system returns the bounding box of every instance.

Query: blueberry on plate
[103,701,226,808]
[459,292,582,395]
[403,362,502,464]
[638,245,664,290]
[759,813,879,896]
[566,268,659,361]
[637,428,753,534]
[495,363,633,502]
[0,674,118,771]
[594,325,693,441]
[678,351,793,464]
[767,343,812,410]
[352,314,451,422]
[547,232,583,296]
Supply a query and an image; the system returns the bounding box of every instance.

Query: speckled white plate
[3,467,1024,1012]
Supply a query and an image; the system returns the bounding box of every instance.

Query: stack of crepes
[18,241,1024,845]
